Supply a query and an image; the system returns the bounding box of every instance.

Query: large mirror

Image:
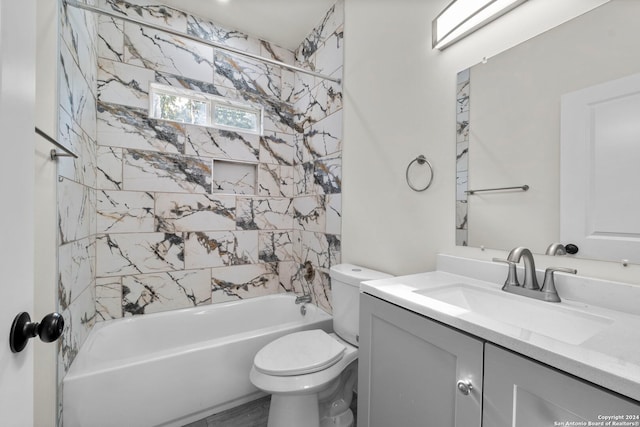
[456,0,640,264]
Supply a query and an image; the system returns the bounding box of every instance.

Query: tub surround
[361,254,640,401]
[58,0,344,388]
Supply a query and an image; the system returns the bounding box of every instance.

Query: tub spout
[295,294,312,304]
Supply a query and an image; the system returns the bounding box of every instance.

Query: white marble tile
[96,232,185,277]
[122,269,211,316]
[60,2,98,97]
[58,237,96,311]
[257,163,293,198]
[101,0,189,32]
[315,32,343,79]
[456,229,469,247]
[154,70,218,94]
[277,260,301,294]
[297,78,343,127]
[58,107,97,189]
[314,155,341,195]
[97,59,155,108]
[457,170,468,201]
[326,194,342,235]
[293,162,316,196]
[311,267,332,313]
[98,102,186,154]
[96,190,155,233]
[96,277,123,321]
[60,284,96,372]
[301,110,342,162]
[294,231,340,271]
[212,160,257,195]
[96,146,123,190]
[59,41,98,142]
[260,41,295,65]
[184,230,258,269]
[456,200,468,230]
[457,110,469,143]
[293,195,326,232]
[58,177,94,244]
[457,141,469,173]
[259,230,294,263]
[260,131,295,166]
[236,197,293,230]
[123,149,213,194]
[186,16,261,55]
[124,22,214,83]
[211,263,279,303]
[98,15,124,62]
[185,125,260,162]
[214,51,282,101]
[155,193,236,232]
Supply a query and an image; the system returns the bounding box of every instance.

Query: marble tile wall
[90,0,344,319]
[456,68,470,246]
[57,0,99,421]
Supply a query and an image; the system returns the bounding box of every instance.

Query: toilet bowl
[250,264,392,427]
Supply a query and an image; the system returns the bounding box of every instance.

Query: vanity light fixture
[433,0,528,50]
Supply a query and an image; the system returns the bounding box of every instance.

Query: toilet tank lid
[329,264,393,287]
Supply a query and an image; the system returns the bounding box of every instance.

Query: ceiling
[159,0,337,51]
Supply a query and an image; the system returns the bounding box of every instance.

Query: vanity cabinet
[483,344,640,427]
[359,293,640,427]
[358,293,484,427]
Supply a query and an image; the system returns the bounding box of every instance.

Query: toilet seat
[254,330,346,376]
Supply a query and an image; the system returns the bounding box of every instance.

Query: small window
[149,83,262,135]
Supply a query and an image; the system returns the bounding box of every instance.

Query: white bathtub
[63,294,332,427]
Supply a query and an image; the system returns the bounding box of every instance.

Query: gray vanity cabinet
[359,293,640,427]
[483,344,640,427]
[358,293,484,427]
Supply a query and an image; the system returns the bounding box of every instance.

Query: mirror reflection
[456,0,640,264]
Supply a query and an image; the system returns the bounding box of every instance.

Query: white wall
[341,0,640,285]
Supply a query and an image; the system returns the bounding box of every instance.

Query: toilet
[250,264,392,427]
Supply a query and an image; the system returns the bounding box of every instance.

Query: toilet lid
[254,330,346,376]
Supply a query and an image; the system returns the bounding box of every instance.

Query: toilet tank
[329,264,392,346]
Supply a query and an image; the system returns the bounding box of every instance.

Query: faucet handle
[492,258,520,288]
[541,267,577,302]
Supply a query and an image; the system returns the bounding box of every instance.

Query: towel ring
[406,155,434,192]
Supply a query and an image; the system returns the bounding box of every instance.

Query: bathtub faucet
[295,294,312,304]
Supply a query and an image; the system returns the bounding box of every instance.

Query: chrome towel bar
[35,127,78,160]
[466,185,529,195]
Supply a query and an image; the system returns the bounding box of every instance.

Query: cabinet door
[358,293,484,427]
[483,344,640,427]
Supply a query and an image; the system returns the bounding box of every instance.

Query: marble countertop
[360,255,640,402]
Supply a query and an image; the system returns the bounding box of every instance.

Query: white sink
[414,284,614,345]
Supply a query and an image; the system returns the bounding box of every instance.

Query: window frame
[148,82,263,135]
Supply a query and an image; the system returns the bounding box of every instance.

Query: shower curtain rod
[64,0,342,84]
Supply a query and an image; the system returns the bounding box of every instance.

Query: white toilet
[250,264,392,427]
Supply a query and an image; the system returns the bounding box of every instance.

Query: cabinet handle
[456,380,473,396]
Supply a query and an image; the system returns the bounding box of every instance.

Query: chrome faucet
[545,243,567,256]
[507,247,539,290]
[493,247,577,303]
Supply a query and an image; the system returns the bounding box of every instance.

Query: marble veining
[155,193,236,232]
[96,232,185,277]
[211,263,279,302]
[122,269,212,315]
[184,230,258,269]
[123,149,213,193]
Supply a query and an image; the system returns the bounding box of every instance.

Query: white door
[561,73,640,263]
[0,0,36,425]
